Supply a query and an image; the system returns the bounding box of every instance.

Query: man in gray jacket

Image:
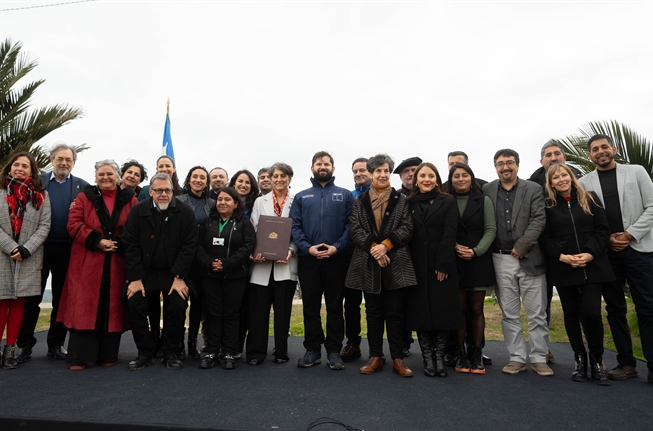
[579,134,653,384]
[483,149,552,376]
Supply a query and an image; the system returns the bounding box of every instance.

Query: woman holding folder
[246,163,298,365]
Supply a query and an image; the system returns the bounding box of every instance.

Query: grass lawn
[35,295,643,360]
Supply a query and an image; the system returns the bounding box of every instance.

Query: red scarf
[6,176,44,240]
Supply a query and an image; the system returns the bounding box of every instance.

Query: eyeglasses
[495,160,517,168]
[152,188,173,195]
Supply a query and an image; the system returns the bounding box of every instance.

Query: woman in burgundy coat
[58,160,137,370]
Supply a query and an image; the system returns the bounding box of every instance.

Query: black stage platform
[1,332,651,431]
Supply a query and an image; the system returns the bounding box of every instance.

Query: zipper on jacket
[567,200,588,280]
[320,187,324,244]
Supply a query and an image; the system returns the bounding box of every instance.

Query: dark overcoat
[345,189,416,294]
[540,189,615,287]
[58,186,136,333]
[406,194,463,331]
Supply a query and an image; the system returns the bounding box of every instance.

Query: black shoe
[444,352,456,367]
[153,338,164,359]
[2,345,18,369]
[590,355,610,386]
[248,358,261,366]
[482,354,493,366]
[234,350,242,360]
[16,345,32,364]
[469,346,485,374]
[162,352,183,370]
[176,341,186,360]
[200,353,217,369]
[222,354,236,370]
[572,351,588,383]
[128,355,153,371]
[47,346,67,360]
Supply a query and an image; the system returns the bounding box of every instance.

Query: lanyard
[218,218,230,235]
[272,190,289,217]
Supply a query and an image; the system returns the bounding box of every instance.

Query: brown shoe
[360,357,384,374]
[392,358,413,377]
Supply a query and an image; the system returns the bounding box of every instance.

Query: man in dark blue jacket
[291,151,353,370]
[17,143,88,362]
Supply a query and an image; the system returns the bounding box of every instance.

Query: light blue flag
[162,113,175,160]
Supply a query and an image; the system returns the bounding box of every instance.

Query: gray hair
[49,143,78,161]
[268,162,294,178]
[540,139,565,159]
[150,172,172,187]
[367,153,395,173]
[94,159,121,177]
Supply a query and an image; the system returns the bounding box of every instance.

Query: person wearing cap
[394,157,422,197]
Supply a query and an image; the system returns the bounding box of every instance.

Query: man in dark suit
[122,173,198,370]
[17,143,88,362]
[483,149,552,376]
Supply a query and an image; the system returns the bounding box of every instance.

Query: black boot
[433,331,448,378]
[188,336,200,360]
[417,332,436,377]
[572,351,587,383]
[590,354,610,386]
[455,345,470,373]
[2,344,18,369]
[468,346,485,374]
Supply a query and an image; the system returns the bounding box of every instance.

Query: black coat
[123,197,198,281]
[196,215,255,279]
[540,189,615,287]
[345,189,416,294]
[406,194,463,331]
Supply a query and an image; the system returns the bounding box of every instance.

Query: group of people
[0,137,652,387]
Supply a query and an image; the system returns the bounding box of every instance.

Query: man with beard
[257,167,272,196]
[209,167,229,200]
[580,134,653,384]
[394,157,422,196]
[290,151,353,370]
[17,143,88,362]
[122,173,198,370]
[483,149,551,376]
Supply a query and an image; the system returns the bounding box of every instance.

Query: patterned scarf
[369,183,392,231]
[6,176,44,240]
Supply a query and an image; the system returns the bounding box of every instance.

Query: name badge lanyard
[218,218,230,235]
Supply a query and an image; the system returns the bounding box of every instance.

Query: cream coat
[249,192,298,286]
[0,190,51,300]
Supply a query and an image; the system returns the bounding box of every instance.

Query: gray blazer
[483,179,546,276]
[0,191,51,299]
[579,163,653,253]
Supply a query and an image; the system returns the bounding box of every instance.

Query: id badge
[213,237,225,246]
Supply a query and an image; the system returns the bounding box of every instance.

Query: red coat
[58,186,137,333]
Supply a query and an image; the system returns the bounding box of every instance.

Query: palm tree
[0,38,84,170]
[557,120,653,179]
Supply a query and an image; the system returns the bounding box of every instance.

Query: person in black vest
[123,173,198,371]
[447,163,496,374]
[17,143,88,363]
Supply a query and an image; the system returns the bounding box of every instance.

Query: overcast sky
[3,1,653,190]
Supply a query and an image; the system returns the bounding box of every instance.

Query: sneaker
[482,354,493,366]
[502,361,527,374]
[222,354,236,370]
[297,351,321,368]
[340,343,361,362]
[327,352,345,370]
[200,353,217,369]
[607,365,638,380]
[532,362,554,376]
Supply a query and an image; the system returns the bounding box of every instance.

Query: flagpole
[167,97,170,117]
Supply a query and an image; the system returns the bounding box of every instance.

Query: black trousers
[246,274,296,362]
[343,287,362,346]
[365,286,405,360]
[128,270,187,357]
[188,273,204,338]
[66,331,122,366]
[298,255,348,354]
[18,242,71,350]
[557,283,604,357]
[202,276,247,356]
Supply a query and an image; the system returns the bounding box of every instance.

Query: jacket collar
[310,176,336,188]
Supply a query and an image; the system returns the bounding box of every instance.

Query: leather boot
[434,331,448,378]
[455,345,470,373]
[572,351,587,383]
[188,336,200,360]
[359,356,384,374]
[417,331,436,377]
[469,346,485,374]
[392,358,413,377]
[590,354,610,386]
[2,344,18,369]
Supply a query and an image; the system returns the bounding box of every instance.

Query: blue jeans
[606,247,653,371]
